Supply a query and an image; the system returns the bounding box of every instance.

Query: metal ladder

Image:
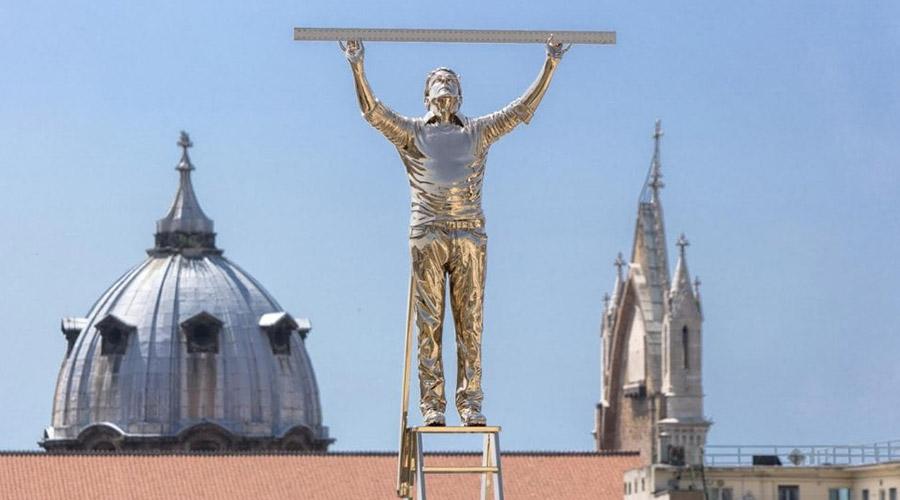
[408,426,504,500]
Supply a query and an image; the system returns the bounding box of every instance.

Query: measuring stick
[293,27,616,45]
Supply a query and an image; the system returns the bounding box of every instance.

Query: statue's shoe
[460,408,486,427]
[423,409,446,427]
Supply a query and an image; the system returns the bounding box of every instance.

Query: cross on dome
[176,131,195,172]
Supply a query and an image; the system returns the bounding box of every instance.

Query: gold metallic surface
[344,40,560,228]
[410,225,487,414]
[397,272,416,498]
[423,466,499,474]
[413,425,501,434]
[410,426,505,500]
[343,40,560,498]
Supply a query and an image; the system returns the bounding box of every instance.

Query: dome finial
[177,131,194,172]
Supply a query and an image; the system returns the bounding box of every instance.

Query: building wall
[851,464,900,500]
[624,463,900,500]
[600,281,658,461]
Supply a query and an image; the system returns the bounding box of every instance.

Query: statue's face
[424,69,461,115]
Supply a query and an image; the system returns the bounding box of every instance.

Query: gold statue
[342,38,568,426]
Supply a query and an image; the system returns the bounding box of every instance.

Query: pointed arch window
[95,314,136,356]
[681,325,690,369]
[181,311,223,354]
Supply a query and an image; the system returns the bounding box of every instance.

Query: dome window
[61,317,88,357]
[259,312,311,355]
[181,311,224,354]
[95,314,136,356]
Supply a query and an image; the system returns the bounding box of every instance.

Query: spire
[152,131,218,255]
[631,119,671,322]
[669,233,698,314]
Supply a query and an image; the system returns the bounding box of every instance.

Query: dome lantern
[152,131,219,256]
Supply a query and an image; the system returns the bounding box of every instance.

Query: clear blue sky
[0,1,897,451]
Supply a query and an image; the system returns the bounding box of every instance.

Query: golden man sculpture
[295,28,613,496]
[341,37,569,427]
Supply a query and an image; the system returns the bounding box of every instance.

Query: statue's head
[423,67,462,116]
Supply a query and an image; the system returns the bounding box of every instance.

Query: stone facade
[595,121,710,465]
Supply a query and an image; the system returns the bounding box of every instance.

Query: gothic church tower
[594,121,710,465]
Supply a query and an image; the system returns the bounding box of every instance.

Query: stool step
[422,466,499,474]
[410,426,505,499]
[414,425,501,434]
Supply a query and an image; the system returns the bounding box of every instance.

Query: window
[95,314,135,356]
[722,488,734,500]
[181,311,223,354]
[667,445,685,466]
[682,325,690,369]
[880,490,886,500]
[778,485,800,500]
[189,439,221,452]
[830,488,851,500]
[862,490,869,500]
[91,441,116,451]
[259,312,306,356]
[890,488,897,500]
[270,329,292,354]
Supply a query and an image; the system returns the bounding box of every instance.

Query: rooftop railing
[703,440,900,467]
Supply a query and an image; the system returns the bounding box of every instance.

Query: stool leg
[415,433,426,500]
[481,434,493,500]
[492,432,504,500]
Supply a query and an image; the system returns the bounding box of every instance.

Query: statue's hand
[546,35,572,60]
[339,39,365,63]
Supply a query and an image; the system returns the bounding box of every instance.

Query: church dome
[43,133,330,451]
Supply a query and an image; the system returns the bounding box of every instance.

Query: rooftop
[0,451,640,500]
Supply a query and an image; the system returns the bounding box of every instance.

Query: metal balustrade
[703,440,900,466]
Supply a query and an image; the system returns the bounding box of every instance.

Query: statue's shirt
[364,101,533,228]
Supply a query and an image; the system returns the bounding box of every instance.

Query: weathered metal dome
[43,133,330,451]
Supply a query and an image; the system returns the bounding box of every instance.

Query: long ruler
[293,27,616,45]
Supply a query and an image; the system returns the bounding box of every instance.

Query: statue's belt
[416,219,484,231]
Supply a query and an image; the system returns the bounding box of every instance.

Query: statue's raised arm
[476,37,570,146]
[341,40,415,150]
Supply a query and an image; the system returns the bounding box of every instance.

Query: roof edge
[1,449,640,457]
